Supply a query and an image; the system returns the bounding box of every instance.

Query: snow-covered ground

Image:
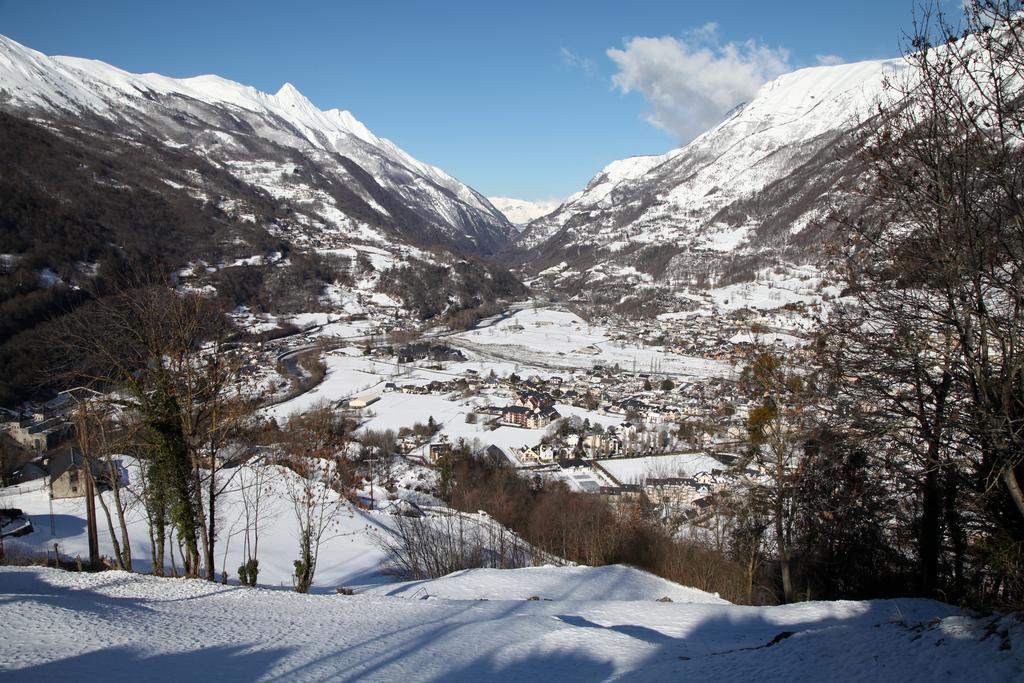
[0,461,394,589]
[1,565,1019,681]
[360,391,570,454]
[263,352,388,422]
[451,307,732,379]
[363,564,725,603]
[596,453,729,486]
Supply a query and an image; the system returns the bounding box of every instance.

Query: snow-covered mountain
[0,34,516,256]
[518,58,906,291]
[487,196,564,229]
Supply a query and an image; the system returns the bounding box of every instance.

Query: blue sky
[0,0,962,200]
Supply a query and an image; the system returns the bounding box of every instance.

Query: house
[0,407,20,432]
[526,406,561,429]
[514,445,542,463]
[502,405,561,429]
[617,421,638,439]
[2,415,69,451]
[614,397,650,415]
[693,471,718,485]
[49,449,87,499]
[535,444,557,463]
[398,436,420,454]
[512,444,556,464]
[47,447,125,499]
[515,390,553,410]
[427,435,451,464]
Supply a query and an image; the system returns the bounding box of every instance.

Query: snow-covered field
[360,391,569,453]
[451,308,732,378]
[596,453,729,486]
[263,351,387,422]
[1,565,1019,681]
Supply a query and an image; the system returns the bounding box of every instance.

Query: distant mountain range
[0,34,517,258]
[486,197,563,229]
[0,32,907,306]
[0,34,532,405]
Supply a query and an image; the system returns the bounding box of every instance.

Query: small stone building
[49,448,87,499]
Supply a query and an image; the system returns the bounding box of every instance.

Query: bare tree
[63,285,254,579]
[281,406,353,593]
[237,450,278,587]
[834,0,1024,602]
[376,510,529,580]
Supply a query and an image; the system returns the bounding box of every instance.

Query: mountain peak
[274,81,313,108]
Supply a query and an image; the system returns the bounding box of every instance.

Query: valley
[2,3,1024,679]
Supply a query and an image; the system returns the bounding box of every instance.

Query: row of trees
[830,0,1024,606]
[724,1,1024,608]
[64,286,253,578]
[59,282,364,592]
[431,449,753,602]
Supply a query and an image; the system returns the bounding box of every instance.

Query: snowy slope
[2,566,1020,681]
[0,461,393,589]
[519,58,906,285]
[0,34,516,255]
[515,153,672,250]
[365,564,727,603]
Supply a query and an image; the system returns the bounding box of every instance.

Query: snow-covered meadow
[596,453,729,486]
[1,565,1020,681]
[451,307,732,379]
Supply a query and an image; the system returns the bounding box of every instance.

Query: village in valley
[6,2,1024,677]
[1,264,821,544]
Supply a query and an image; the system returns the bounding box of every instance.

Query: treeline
[726,2,1024,609]
[439,451,752,603]
[378,255,527,322]
[0,111,284,405]
[214,250,354,314]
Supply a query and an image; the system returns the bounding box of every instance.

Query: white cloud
[815,54,845,66]
[607,24,791,142]
[560,47,594,77]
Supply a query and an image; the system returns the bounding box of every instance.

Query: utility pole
[83,455,99,569]
[75,402,100,570]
